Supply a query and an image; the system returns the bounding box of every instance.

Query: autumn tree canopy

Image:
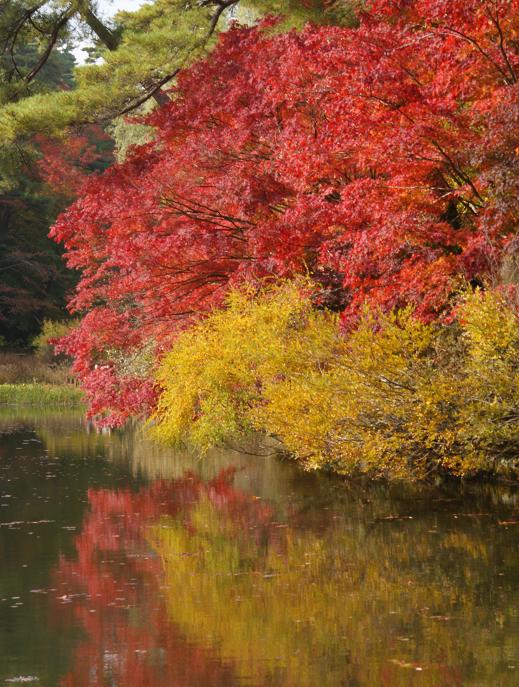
[0,0,355,344]
[51,0,519,424]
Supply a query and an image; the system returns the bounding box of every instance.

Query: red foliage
[36,126,113,198]
[51,0,519,423]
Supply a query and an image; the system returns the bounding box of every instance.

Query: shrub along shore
[152,281,519,482]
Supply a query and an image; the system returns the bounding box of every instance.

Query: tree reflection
[55,470,249,687]
[55,468,519,687]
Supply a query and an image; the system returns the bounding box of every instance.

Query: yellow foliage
[153,282,519,479]
[152,279,339,451]
[32,318,78,363]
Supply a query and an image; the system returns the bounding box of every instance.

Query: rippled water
[1,407,519,686]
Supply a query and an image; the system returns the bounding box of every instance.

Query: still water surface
[1,408,519,686]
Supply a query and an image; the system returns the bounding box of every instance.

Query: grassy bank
[0,383,84,407]
[0,350,83,407]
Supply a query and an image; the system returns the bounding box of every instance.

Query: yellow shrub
[152,280,341,451]
[32,319,78,363]
[256,306,438,478]
[154,282,519,480]
[452,290,519,473]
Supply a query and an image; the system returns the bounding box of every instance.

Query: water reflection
[1,409,519,686]
[55,476,243,687]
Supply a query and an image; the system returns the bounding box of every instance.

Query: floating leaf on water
[5,677,39,683]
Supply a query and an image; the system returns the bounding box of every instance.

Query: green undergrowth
[0,383,84,407]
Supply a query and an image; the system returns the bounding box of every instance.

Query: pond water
[1,408,519,686]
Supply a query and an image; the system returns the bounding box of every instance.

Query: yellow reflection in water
[152,490,519,687]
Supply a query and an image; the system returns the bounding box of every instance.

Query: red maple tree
[51,0,519,423]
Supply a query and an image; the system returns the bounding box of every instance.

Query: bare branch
[485,5,517,84]
[24,8,74,84]
[207,0,239,37]
[117,68,181,116]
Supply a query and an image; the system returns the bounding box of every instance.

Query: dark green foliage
[0,186,75,345]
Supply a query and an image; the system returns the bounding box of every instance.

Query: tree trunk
[77,2,170,108]
[77,4,120,51]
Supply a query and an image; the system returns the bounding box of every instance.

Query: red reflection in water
[55,469,272,687]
